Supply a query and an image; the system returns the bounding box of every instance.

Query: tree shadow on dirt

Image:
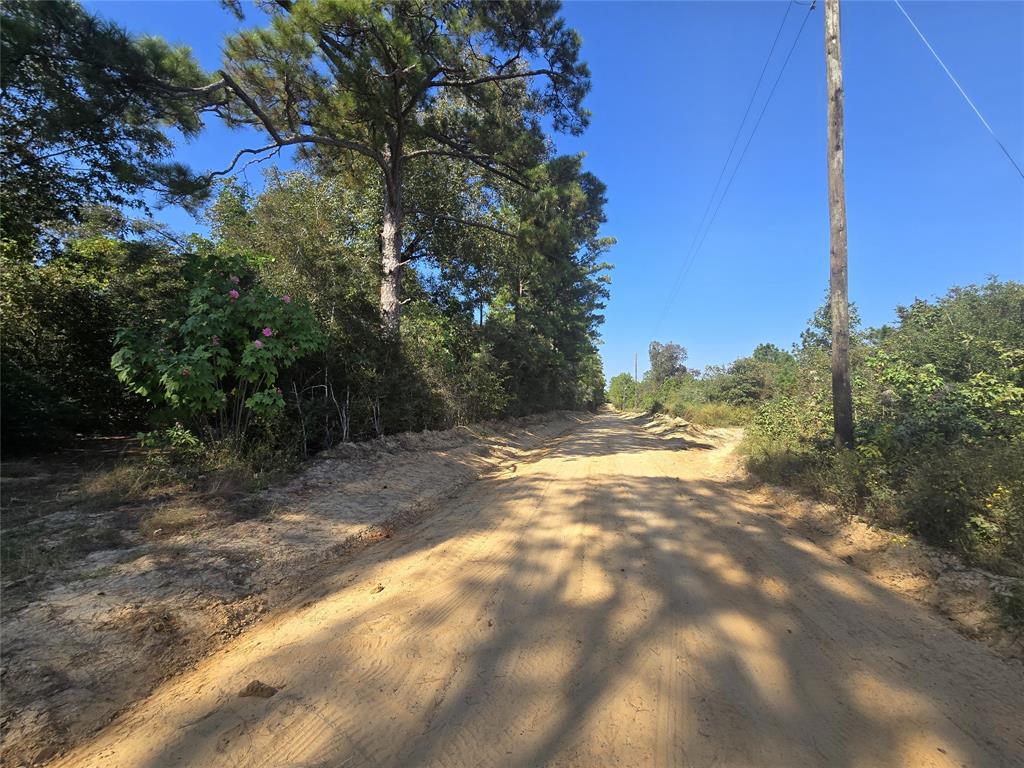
[85,414,1024,768]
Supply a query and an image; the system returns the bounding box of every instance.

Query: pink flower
[228,289,240,301]
[253,340,264,349]
[280,295,291,304]
[181,367,191,377]
[211,335,220,346]
[229,275,240,284]
[262,327,273,337]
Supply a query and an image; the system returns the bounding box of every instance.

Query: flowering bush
[112,248,321,440]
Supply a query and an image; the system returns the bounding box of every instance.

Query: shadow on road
[69,414,1024,768]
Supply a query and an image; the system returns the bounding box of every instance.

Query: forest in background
[1,1,611,472]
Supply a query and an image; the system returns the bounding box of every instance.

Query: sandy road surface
[54,413,1024,768]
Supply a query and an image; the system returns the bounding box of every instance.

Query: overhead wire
[686,3,817,272]
[654,0,1020,342]
[657,1,816,330]
[892,0,1023,180]
[676,0,797,285]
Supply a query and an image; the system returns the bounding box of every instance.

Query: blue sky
[91,0,1024,377]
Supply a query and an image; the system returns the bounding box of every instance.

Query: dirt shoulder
[0,412,590,768]
[46,411,1024,768]
[639,413,1024,662]
[749,483,1024,661]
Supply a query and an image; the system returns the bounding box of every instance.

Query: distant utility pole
[824,0,855,449]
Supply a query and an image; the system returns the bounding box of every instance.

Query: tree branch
[111,71,227,99]
[202,141,288,181]
[220,69,283,143]
[408,210,515,238]
[200,133,381,182]
[431,68,562,89]
[401,232,424,260]
[403,146,529,189]
[216,71,388,174]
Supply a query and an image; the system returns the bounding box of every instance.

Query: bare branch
[369,63,420,80]
[408,209,515,239]
[431,68,562,89]
[200,133,371,181]
[202,141,288,181]
[127,75,227,99]
[220,70,283,143]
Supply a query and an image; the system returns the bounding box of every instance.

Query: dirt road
[54,413,1024,768]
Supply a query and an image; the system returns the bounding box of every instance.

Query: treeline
[607,339,791,426]
[0,1,611,461]
[613,281,1024,573]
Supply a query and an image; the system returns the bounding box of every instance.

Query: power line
[688,4,816,267]
[658,1,798,330]
[677,1,796,281]
[892,0,1024,179]
[658,2,816,330]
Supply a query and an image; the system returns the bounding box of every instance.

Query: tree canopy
[0,0,211,253]
[0,0,612,453]
[205,0,591,332]
[648,341,688,384]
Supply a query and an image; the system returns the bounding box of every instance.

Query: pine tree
[0,0,212,253]
[207,0,590,333]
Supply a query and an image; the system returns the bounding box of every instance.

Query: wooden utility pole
[824,0,855,448]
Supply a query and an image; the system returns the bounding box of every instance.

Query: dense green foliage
[606,341,773,426]
[208,0,591,332]
[610,282,1023,572]
[0,0,209,253]
[198,156,609,447]
[0,210,187,444]
[1,1,610,457]
[744,281,1023,572]
[112,248,323,441]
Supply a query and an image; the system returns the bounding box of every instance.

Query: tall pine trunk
[380,151,403,335]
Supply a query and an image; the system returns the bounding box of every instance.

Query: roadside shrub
[138,423,206,468]
[744,442,865,516]
[0,220,185,447]
[669,400,751,427]
[899,442,1023,569]
[900,446,982,550]
[112,246,322,443]
[743,280,1024,573]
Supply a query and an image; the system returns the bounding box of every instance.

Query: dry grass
[79,463,188,510]
[670,401,752,427]
[139,503,213,538]
[1,448,272,589]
